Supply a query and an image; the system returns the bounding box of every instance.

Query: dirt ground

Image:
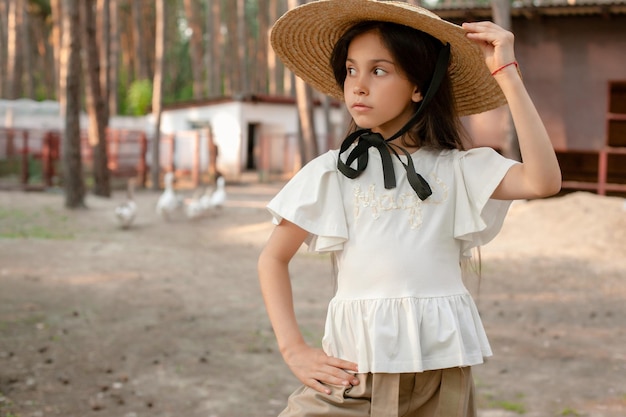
[0,180,625,417]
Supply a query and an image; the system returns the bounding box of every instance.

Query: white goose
[207,176,226,209]
[156,172,181,220]
[198,185,214,211]
[115,178,138,229]
[184,188,206,220]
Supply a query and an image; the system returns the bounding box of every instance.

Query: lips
[351,102,371,111]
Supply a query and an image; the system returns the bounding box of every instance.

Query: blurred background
[1,2,625,417]
[0,0,625,207]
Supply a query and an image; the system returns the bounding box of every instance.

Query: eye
[346,67,356,76]
[373,68,387,76]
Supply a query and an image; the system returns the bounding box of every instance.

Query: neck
[387,136,419,153]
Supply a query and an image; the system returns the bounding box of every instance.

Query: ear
[412,87,423,103]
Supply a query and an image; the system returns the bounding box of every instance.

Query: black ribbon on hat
[337,43,451,201]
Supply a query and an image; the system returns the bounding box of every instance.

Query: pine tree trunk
[119,2,133,92]
[61,0,85,208]
[81,0,110,197]
[277,0,286,95]
[267,0,278,96]
[0,1,7,98]
[257,0,269,94]
[208,0,222,97]
[6,0,20,99]
[31,12,55,98]
[51,0,62,102]
[97,0,110,120]
[151,0,165,191]
[237,0,247,94]
[224,1,236,95]
[491,0,521,161]
[283,0,296,97]
[131,0,148,80]
[184,0,204,99]
[295,80,318,164]
[108,0,119,115]
[289,0,317,163]
[141,1,155,80]
[20,0,33,98]
[323,96,334,150]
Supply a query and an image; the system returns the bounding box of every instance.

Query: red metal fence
[0,128,221,191]
[0,127,148,190]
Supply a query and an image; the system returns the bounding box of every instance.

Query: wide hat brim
[270,0,507,116]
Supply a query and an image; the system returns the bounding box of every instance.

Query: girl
[258,1,561,416]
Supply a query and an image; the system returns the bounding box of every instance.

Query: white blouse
[267,146,518,373]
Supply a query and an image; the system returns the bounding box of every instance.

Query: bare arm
[463,22,562,200]
[258,219,359,394]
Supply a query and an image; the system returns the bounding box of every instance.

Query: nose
[345,72,368,96]
[352,77,368,95]
[353,84,366,95]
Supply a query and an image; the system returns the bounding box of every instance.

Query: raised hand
[462,21,516,76]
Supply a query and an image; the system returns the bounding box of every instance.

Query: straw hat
[270,0,507,116]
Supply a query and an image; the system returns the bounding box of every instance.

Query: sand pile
[487,192,626,264]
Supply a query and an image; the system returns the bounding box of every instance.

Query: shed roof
[161,93,342,112]
[429,0,626,18]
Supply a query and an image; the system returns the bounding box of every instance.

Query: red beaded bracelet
[491,61,522,78]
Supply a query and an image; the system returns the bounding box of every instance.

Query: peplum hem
[321,294,492,374]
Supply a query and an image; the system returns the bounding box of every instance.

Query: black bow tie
[337,129,432,200]
[335,43,451,202]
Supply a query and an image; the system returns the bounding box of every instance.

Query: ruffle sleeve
[267,150,348,252]
[453,147,518,257]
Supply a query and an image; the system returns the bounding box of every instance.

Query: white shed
[149,95,346,182]
[0,96,347,186]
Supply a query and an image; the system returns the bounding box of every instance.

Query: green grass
[486,393,527,414]
[490,400,526,414]
[0,389,18,416]
[0,314,47,330]
[559,408,582,416]
[0,206,73,239]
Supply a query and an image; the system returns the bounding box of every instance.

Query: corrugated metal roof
[428,0,626,17]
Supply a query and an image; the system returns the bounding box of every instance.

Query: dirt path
[0,184,624,417]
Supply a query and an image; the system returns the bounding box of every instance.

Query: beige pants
[278,367,476,417]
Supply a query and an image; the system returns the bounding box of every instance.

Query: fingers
[307,370,358,395]
[323,357,360,386]
[308,378,334,395]
[284,346,360,395]
[462,21,516,71]
[327,355,359,374]
[463,22,513,47]
[462,21,509,36]
[305,357,359,394]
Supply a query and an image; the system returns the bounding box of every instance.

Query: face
[343,30,423,138]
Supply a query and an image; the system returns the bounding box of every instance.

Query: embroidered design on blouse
[352,172,448,229]
[428,172,449,204]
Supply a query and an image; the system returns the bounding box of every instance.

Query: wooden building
[432,0,626,194]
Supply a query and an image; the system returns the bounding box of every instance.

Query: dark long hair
[330,21,469,151]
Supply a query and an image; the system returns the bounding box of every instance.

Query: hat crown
[270,0,507,116]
